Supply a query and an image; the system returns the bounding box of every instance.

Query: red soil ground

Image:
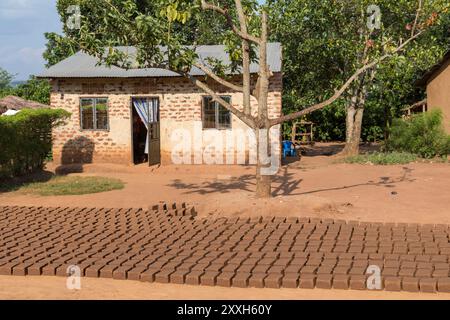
[1,276,450,300]
[1,143,449,225]
[0,143,449,299]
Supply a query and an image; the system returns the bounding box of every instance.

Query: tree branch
[194,63,243,92]
[235,0,252,115]
[270,30,425,126]
[180,72,255,128]
[411,0,423,37]
[102,0,133,24]
[200,0,261,44]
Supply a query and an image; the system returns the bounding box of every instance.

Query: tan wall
[50,74,282,165]
[427,60,450,133]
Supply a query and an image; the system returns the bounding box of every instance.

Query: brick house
[39,44,282,166]
[417,51,450,133]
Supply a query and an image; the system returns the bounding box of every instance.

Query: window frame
[201,96,232,130]
[79,97,110,131]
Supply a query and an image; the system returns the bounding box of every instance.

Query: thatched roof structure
[0,96,48,114]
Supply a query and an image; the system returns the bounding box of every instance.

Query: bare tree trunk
[343,105,364,156]
[255,128,272,198]
[256,174,272,198]
[342,76,368,156]
[254,11,273,199]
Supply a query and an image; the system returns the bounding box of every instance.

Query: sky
[0,0,61,81]
[0,0,266,81]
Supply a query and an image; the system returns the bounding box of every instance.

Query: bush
[345,152,418,165]
[0,77,51,105]
[385,109,450,158]
[0,108,70,179]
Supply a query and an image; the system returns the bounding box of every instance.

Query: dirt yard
[1,143,449,225]
[1,276,449,300]
[0,143,449,299]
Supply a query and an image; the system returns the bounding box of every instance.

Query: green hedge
[0,109,70,179]
[385,109,450,158]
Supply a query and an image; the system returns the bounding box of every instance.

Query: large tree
[0,67,14,90]
[44,0,233,67]
[63,0,446,197]
[0,77,51,105]
[270,0,449,155]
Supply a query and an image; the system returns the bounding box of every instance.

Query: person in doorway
[133,116,148,163]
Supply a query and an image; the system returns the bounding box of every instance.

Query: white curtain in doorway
[133,98,150,154]
[132,98,159,154]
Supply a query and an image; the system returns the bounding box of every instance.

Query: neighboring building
[0,95,47,115]
[417,51,450,133]
[39,44,283,166]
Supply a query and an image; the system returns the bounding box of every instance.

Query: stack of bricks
[0,205,450,293]
[149,202,197,219]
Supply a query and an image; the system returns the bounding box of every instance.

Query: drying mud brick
[248,273,266,288]
[437,278,450,293]
[216,272,235,287]
[349,275,367,290]
[384,277,402,291]
[299,274,316,289]
[419,278,437,293]
[264,274,283,288]
[402,277,420,292]
[332,275,350,290]
[316,275,333,289]
[282,273,299,288]
[1,205,450,293]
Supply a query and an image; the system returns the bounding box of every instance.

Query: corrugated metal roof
[39,43,282,79]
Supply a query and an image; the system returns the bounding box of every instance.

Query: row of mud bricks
[1,204,450,293]
[150,202,197,219]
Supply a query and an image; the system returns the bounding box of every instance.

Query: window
[202,96,231,129]
[80,98,109,130]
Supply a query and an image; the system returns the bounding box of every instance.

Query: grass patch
[345,152,418,165]
[18,176,125,196]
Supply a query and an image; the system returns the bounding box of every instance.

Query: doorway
[131,97,160,166]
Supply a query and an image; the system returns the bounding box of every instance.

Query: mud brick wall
[50,73,282,165]
[426,59,450,134]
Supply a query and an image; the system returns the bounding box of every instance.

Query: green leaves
[386,110,450,158]
[0,77,51,105]
[0,67,14,90]
[45,0,243,71]
[269,0,450,142]
[0,108,70,179]
[161,3,191,23]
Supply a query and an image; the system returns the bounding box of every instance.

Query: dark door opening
[132,106,148,164]
[131,97,161,166]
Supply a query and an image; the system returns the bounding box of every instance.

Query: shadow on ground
[0,170,55,193]
[298,167,415,196]
[301,143,381,157]
[168,166,416,197]
[302,143,345,157]
[168,167,303,196]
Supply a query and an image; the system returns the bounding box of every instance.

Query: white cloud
[0,0,60,79]
[0,0,50,19]
[0,46,45,64]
